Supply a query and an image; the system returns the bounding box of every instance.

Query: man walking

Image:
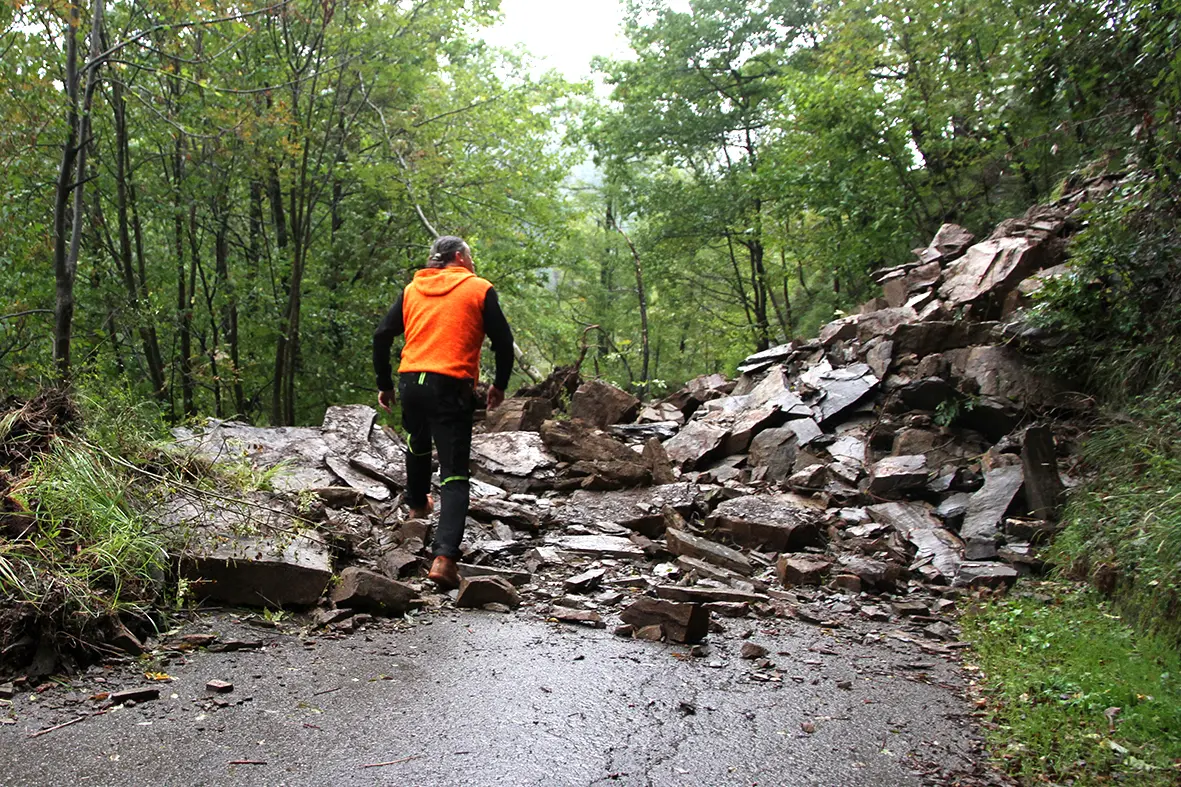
[373,236,513,589]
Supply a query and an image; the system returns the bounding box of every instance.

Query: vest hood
[410,266,476,297]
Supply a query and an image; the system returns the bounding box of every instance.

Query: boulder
[777,555,833,587]
[866,455,928,496]
[569,380,640,428]
[938,236,1047,312]
[377,548,421,579]
[836,555,902,590]
[620,598,710,644]
[945,345,1064,409]
[662,420,729,471]
[484,397,553,432]
[456,575,521,609]
[330,567,421,616]
[541,419,652,489]
[707,494,823,552]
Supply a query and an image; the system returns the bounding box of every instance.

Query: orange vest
[398,266,492,382]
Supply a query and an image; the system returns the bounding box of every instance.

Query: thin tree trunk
[607,212,649,397]
[52,3,82,381]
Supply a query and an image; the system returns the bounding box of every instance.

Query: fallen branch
[28,712,102,738]
[360,755,420,769]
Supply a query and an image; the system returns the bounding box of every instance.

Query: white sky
[479,0,692,81]
[479,0,632,81]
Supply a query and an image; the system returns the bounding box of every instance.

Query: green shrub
[1030,175,1181,401]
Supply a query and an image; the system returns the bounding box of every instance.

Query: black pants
[398,371,475,560]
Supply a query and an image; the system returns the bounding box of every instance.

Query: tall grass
[1050,397,1181,641]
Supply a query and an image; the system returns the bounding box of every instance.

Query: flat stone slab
[544,535,645,559]
[555,483,703,538]
[171,420,336,491]
[867,502,963,584]
[654,585,767,605]
[471,432,558,490]
[939,236,1046,307]
[165,494,332,607]
[665,527,752,575]
[961,465,1025,559]
[800,362,880,426]
[707,494,823,552]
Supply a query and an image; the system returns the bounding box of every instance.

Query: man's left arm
[483,288,514,410]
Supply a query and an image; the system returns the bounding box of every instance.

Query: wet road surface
[0,611,983,786]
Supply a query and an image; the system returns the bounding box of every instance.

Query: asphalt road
[0,611,983,787]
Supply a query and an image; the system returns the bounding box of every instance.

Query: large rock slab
[818,308,918,347]
[961,465,1025,559]
[166,494,332,607]
[665,527,752,575]
[330,567,421,615]
[544,534,645,559]
[737,344,797,375]
[1022,425,1064,521]
[662,420,729,471]
[541,420,653,490]
[484,397,553,432]
[939,236,1047,310]
[171,420,336,491]
[620,598,710,643]
[944,345,1064,408]
[867,502,963,583]
[707,494,823,552]
[889,321,1001,357]
[800,362,880,426]
[569,380,640,428]
[470,431,558,492]
[556,483,704,538]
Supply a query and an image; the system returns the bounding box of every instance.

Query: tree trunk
[607,212,650,397]
[52,3,82,381]
[112,75,167,400]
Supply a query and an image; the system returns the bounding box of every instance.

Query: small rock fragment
[740,642,768,660]
[205,680,234,694]
[620,598,710,644]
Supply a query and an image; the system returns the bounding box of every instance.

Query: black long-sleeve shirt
[373,287,514,392]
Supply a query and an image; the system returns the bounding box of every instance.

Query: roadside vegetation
[0,386,276,668]
[964,585,1181,785]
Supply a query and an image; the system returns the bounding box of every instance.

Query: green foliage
[964,584,1181,784]
[1031,178,1181,399]
[1049,396,1181,641]
[4,441,167,621]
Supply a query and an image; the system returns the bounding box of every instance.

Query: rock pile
[168,181,1110,648]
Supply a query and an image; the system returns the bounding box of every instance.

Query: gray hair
[427,236,467,268]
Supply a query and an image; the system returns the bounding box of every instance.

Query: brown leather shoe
[428,555,460,590]
[408,494,434,520]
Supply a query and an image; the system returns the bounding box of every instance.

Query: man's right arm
[373,293,405,400]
